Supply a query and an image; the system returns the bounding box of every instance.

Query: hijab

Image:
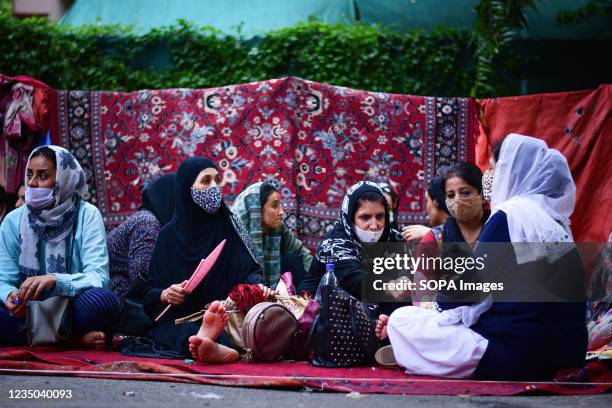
[316,181,403,264]
[18,145,87,281]
[490,133,575,264]
[140,173,176,226]
[232,182,282,286]
[147,158,262,320]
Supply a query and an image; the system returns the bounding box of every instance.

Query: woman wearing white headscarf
[0,145,118,349]
[381,134,587,380]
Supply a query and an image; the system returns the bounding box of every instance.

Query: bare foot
[194,300,229,341]
[189,337,239,364]
[375,314,389,340]
[66,331,106,350]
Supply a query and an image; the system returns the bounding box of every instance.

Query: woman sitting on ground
[133,158,267,363]
[0,145,118,349]
[300,181,404,313]
[232,182,312,289]
[378,134,587,380]
[107,173,175,311]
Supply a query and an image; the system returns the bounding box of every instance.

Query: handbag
[242,302,298,362]
[26,296,73,346]
[25,207,77,346]
[308,269,380,367]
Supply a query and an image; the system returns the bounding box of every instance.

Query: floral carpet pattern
[52,77,478,248]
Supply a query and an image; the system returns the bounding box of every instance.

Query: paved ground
[0,375,610,408]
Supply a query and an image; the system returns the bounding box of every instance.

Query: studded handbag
[308,275,380,367]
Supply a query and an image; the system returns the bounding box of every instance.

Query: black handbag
[308,270,380,367]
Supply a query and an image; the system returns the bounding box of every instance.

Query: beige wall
[13,0,73,21]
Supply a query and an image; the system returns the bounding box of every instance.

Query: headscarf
[146,158,261,320]
[140,172,176,226]
[490,133,575,264]
[19,145,87,281]
[232,182,282,285]
[427,176,450,215]
[316,181,403,263]
[379,182,400,230]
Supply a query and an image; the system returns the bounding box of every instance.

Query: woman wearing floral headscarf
[232,182,312,288]
[300,181,404,308]
[0,146,118,349]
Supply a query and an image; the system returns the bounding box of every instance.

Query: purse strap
[65,199,80,276]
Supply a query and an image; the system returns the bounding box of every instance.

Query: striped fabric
[231,182,282,286]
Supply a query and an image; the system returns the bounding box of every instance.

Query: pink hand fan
[154,239,227,322]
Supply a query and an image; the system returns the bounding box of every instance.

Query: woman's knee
[73,288,120,332]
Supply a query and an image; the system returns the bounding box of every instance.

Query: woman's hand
[161,280,189,305]
[402,225,431,242]
[258,284,278,300]
[17,275,57,303]
[4,291,26,318]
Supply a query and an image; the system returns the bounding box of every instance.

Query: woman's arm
[50,203,109,297]
[126,214,161,297]
[280,224,313,272]
[0,210,21,304]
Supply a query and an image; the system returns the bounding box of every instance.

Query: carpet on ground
[0,347,610,396]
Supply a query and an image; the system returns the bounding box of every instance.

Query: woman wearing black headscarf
[300,181,404,306]
[128,158,262,358]
[107,173,176,311]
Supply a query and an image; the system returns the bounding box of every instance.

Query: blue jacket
[0,201,109,304]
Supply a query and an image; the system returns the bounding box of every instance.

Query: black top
[140,172,176,226]
[138,158,263,357]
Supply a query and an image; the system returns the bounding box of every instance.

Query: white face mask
[25,187,55,209]
[354,225,384,243]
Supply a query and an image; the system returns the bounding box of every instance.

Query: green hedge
[0,10,512,96]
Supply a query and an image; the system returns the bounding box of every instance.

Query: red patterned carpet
[0,347,610,396]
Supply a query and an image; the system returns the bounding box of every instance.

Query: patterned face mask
[445,195,483,223]
[191,185,222,213]
[482,169,494,202]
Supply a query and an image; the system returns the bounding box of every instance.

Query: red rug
[0,347,610,395]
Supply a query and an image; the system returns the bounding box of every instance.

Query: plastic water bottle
[315,263,338,303]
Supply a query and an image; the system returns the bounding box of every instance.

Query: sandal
[375,345,399,369]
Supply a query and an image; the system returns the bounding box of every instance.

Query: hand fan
[154,239,227,322]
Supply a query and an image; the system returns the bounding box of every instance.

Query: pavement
[0,375,610,408]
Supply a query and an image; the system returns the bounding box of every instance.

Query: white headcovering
[490,133,575,264]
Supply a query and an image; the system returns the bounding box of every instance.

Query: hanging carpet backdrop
[476,84,612,243]
[50,77,478,248]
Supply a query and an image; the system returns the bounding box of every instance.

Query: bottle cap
[325,263,334,271]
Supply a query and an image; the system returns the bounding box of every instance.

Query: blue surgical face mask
[25,187,55,209]
[191,185,222,213]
